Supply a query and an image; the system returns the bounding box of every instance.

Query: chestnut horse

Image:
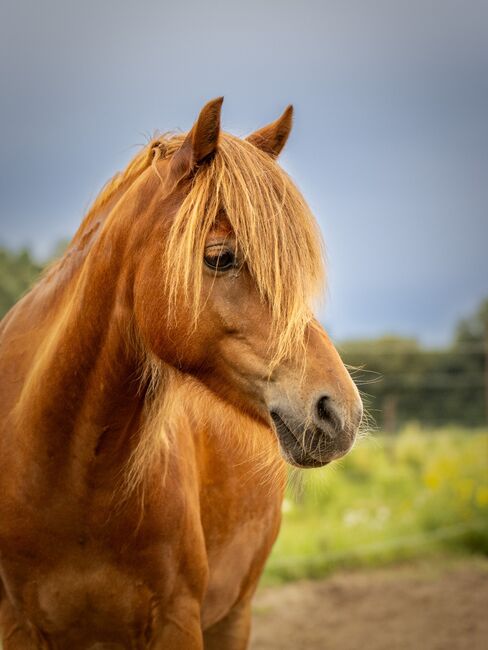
[0,98,362,649]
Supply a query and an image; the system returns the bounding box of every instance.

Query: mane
[69,130,324,369]
[163,132,325,365]
[72,137,168,243]
[120,359,286,508]
[90,130,325,364]
[39,138,168,287]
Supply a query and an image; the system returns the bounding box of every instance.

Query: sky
[0,0,487,345]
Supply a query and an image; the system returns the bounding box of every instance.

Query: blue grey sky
[1,0,487,344]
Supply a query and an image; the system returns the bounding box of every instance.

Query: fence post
[485,323,488,426]
[383,395,398,433]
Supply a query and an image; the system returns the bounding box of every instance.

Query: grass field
[263,426,488,584]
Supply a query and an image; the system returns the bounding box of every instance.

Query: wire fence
[335,342,488,430]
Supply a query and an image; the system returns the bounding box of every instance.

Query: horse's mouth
[270,411,330,468]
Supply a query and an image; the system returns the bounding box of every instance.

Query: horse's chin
[270,411,351,469]
[280,447,330,469]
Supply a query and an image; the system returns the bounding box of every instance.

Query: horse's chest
[201,481,283,628]
[19,562,156,648]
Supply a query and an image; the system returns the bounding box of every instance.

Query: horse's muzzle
[270,397,361,468]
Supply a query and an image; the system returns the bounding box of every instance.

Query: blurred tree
[340,300,488,429]
[454,299,488,425]
[455,299,488,347]
[0,240,69,320]
[0,247,42,319]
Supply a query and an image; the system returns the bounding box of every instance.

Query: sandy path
[251,559,488,650]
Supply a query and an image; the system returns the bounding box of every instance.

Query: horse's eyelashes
[204,249,236,272]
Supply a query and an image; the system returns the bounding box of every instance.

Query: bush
[264,426,488,584]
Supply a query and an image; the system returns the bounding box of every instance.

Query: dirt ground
[250,558,488,650]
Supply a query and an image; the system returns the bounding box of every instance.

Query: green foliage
[264,427,488,584]
[456,299,488,346]
[0,247,42,319]
[340,301,488,428]
[0,242,70,321]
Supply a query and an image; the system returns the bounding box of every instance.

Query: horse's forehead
[209,213,233,239]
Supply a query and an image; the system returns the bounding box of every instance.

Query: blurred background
[1,1,487,648]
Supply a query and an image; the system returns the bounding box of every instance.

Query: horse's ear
[246,105,293,158]
[168,97,223,187]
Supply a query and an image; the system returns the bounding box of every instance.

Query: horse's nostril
[316,395,332,423]
[316,395,343,432]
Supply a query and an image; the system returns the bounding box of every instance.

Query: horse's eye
[204,248,236,271]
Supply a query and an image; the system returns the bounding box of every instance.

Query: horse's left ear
[167,97,223,187]
[246,105,293,158]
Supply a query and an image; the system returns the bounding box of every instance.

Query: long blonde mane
[163,132,325,364]
[83,131,325,366]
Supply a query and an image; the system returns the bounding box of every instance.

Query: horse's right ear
[167,97,223,188]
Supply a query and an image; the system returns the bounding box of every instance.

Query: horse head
[132,98,362,468]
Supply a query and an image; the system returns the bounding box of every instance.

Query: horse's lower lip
[270,411,329,468]
[270,412,297,447]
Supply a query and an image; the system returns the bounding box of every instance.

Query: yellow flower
[475,486,488,508]
[455,479,474,502]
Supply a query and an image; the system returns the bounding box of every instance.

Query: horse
[0,98,362,649]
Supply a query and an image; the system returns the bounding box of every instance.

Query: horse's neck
[6,217,146,490]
